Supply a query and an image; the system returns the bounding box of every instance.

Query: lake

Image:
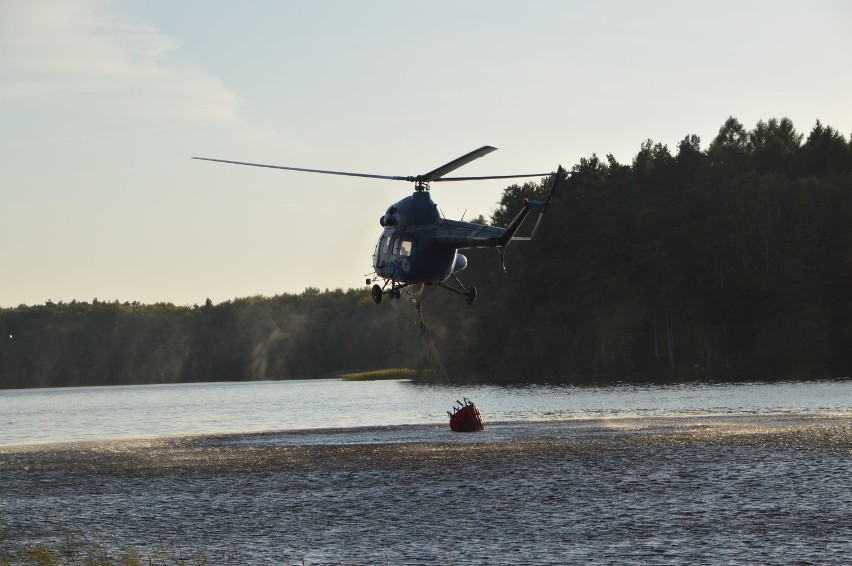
[1,378,850,446]
[1,379,850,564]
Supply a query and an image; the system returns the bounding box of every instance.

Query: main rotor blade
[191,157,415,182]
[193,149,545,185]
[417,146,497,183]
[434,172,551,182]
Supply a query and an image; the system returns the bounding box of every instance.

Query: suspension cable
[413,302,449,383]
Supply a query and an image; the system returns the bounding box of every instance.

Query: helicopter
[193,146,563,305]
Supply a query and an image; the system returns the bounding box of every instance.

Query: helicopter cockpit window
[381,236,391,256]
[399,240,413,257]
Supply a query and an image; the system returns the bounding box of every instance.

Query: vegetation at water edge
[339,368,417,381]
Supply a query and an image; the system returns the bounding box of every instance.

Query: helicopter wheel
[371,284,383,304]
[465,285,477,306]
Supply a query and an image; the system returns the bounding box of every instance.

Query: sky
[2,0,850,308]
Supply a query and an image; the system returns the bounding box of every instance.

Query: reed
[338,368,416,381]
[0,541,312,566]
[0,532,228,566]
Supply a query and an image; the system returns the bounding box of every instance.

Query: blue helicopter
[194,147,562,305]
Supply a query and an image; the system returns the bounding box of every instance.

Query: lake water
[1,378,850,446]
[1,379,851,564]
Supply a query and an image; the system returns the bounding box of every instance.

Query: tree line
[0,292,421,388]
[2,116,850,387]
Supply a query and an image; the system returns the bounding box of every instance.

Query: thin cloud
[28,121,233,145]
[0,0,239,123]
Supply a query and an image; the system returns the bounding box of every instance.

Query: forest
[2,116,851,388]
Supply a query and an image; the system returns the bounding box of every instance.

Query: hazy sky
[2,1,850,307]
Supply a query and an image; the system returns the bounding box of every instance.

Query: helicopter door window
[399,240,413,257]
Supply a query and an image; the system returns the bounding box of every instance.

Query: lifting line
[414,301,450,383]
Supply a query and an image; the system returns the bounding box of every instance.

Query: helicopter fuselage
[373,191,466,285]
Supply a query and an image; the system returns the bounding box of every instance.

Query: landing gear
[370,277,475,305]
[369,281,407,303]
[437,275,478,306]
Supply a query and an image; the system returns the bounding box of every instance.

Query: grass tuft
[2,535,222,566]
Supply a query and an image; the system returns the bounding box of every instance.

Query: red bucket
[448,398,484,432]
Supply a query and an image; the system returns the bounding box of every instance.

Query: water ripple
[2,416,850,564]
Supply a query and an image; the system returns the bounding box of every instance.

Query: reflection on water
[1,379,850,446]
